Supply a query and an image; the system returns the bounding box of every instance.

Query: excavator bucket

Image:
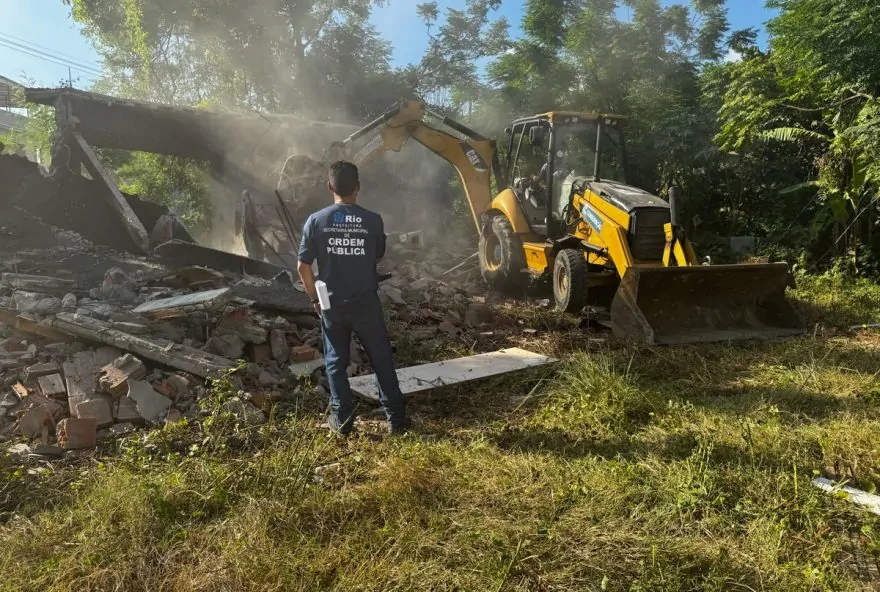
[609,263,804,346]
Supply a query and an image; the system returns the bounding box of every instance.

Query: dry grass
[1,271,879,591]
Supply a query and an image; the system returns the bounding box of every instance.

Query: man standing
[297,161,408,436]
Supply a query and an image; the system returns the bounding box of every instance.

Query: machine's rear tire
[553,249,589,313]
[479,215,526,292]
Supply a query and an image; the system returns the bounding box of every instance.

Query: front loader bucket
[610,263,804,346]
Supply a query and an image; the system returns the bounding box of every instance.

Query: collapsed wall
[0,153,177,253]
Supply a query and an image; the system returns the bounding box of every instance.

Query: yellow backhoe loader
[280,100,804,345]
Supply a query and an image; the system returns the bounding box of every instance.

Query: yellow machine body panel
[489,189,542,241]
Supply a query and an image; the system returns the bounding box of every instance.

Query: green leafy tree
[714,0,880,273]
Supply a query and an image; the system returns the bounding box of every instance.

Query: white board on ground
[812,477,880,516]
[349,347,557,401]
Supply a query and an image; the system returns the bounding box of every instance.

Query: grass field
[1,272,879,591]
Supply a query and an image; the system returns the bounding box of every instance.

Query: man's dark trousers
[321,292,406,433]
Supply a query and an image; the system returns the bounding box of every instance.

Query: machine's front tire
[553,249,589,313]
[479,214,526,292]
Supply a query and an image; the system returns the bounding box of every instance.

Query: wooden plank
[69,129,151,252]
[51,313,234,379]
[349,347,558,401]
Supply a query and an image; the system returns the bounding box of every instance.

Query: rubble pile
[0,264,326,458]
[0,153,559,459]
[377,232,493,336]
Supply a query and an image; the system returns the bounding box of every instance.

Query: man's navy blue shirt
[298,203,386,306]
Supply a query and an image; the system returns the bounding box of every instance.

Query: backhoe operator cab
[480,112,638,297]
[504,114,627,240]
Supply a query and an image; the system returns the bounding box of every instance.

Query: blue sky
[0,0,777,88]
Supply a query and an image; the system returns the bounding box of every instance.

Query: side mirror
[528,126,546,146]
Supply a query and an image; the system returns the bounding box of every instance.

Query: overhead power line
[0,38,103,77]
[0,30,102,71]
[0,36,103,78]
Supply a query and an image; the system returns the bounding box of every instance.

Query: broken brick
[98,354,147,396]
[291,345,321,363]
[11,387,66,421]
[57,417,97,450]
[248,343,273,364]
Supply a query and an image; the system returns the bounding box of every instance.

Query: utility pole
[68,67,72,88]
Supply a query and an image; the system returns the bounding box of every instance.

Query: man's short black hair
[329,160,359,197]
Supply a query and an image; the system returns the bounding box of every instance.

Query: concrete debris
[153,374,190,400]
[34,297,63,315]
[465,303,493,327]
[52,313,234,378]
[17,405,54,438]
[1,273,76,294]
[61,293,78,312]
[258,370,281,387]
[24,361,61,381]
[270,329,289,363]
[221,397,266,426]
[37,374,67,397]
[32,443,63,457]
[216,315,268,345]
[110,422,136,435]
[133,287,233,318]
[75,398,114,428]
[289,358,325,376]
[207,334,245,360]
[111,321,151,335]
[12,291,43,312]
[163,408,183,424]
[126,380,172,422]
[114,395,142,424]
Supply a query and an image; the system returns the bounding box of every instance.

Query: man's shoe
[387,418,410,436]
[329,415,354,438]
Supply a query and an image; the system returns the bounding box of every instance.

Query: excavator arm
[278,99,500,233]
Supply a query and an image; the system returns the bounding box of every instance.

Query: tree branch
[303,1,335,52]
